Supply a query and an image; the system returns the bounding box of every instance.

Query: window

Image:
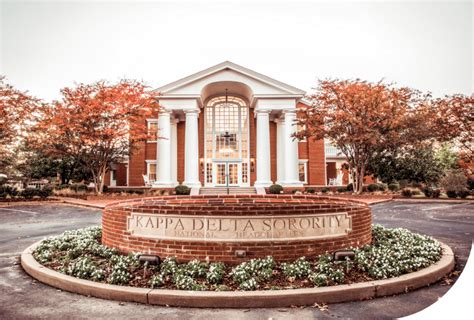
[242,162,248,184]
[297,123,307,142]
[147,120,158,142]
[205,96,248,160]
[146,161,157,182]
[299,160,308,184]
[206,163,213,184]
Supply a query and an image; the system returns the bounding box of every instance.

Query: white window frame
[296,123,307,142]
[298,159,308,184]
[146,119,158,143]
[145,160,158,183]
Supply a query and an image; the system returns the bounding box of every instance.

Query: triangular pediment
[155,61,305,97]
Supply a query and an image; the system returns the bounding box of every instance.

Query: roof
[154,61,306,96]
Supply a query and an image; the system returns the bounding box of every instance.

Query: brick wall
[128,142,147,186]
[102,195,372,263]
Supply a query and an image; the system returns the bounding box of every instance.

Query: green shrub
[206,262,225,284]
[457,190,470,199]
[38,185,53,199]
[376,183,386,191]
[446,190,457,198]
[239,278,258,291]
[431,189,441,198]
[355,225,442,279]
[149,273,165,288]
[398,179,409,188]
[185,259,208,278]
[468,177,474,190]
[175,185,191,195]
[346,183,353,191]
[411,189,421,196]
[422,187,433,198]
[367,184,378,192]
[441,169,468,193]
[55,184,70,190]
[306,188,316,194]
[321,187,329,194]
[422,187,441,199]
[0,185,19,198]
[231,256,275,287]
[173,274,203,291]
[66,257,101,280]
[20,188,39,199]
[309,272,328,287]
[281,257,311,279]
[70,184,88,192]
[388,183,400,191]
[336,187,346,193]
[401,188,412,198]
[268,184,283,194]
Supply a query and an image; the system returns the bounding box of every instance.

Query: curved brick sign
[127,213,352,242]
[103,195,372,263]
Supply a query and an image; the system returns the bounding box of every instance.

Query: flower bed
[32,225,442,291]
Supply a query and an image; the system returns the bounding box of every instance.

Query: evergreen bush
[268,184,283,194]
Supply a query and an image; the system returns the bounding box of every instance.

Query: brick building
[107,61,348,190]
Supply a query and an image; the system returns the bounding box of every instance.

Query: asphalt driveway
[0,201,472,319]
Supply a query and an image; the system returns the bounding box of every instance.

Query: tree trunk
[98,170,106,195]
[353,165,365,194]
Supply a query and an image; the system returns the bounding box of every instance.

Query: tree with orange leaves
[433,95,474,163]
[31,80,159,193]
[296,79,433,194]
[0,76,39,174]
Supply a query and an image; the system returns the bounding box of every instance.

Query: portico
[152,61,305,189]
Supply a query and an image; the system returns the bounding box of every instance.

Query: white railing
[325,143,344,158]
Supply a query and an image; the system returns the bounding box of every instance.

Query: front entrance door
[216,162,240,186]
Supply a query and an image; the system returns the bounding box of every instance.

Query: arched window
[204,95,250,186]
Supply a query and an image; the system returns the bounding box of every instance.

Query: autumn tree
[296,79,434,194]
[433,95,474,162]
[0,76,39,175]
[31,80,159,193]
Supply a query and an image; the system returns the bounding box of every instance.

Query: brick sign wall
[102,195,372,263]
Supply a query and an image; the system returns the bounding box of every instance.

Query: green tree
[435,143,459,171]
[368,145,444,185]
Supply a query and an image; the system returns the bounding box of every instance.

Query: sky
[0,0,472,101]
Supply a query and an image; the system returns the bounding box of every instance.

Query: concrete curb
[21,241,455,308]
[392,198,473,204]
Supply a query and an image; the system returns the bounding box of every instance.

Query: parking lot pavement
[0,202,472,319]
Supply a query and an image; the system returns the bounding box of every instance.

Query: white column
[282,109,303,186]
[183,109,201,188]
[254,110,272,187]
[155,109,175,187]
[275,118,285,184]
[170,117,179,184]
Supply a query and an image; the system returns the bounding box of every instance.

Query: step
[199,187,257,195]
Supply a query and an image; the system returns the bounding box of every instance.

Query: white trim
[145,160,158,184]
[154,61,306,96]
[298,159,308,184]
[146,119,158,143]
